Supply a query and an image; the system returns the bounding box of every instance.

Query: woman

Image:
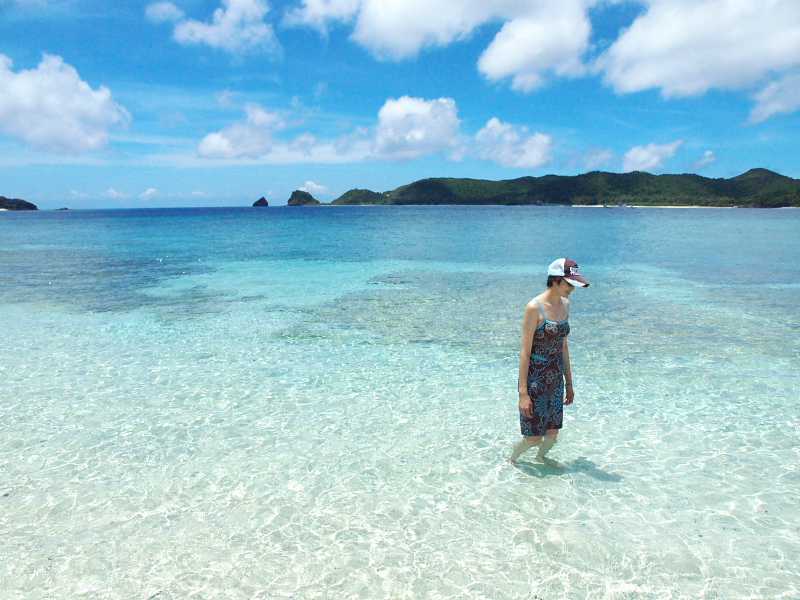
[509,258,589,466]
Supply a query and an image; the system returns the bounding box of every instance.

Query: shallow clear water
[1,206,799,599]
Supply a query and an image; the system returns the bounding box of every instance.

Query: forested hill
[331,169,800,207]
[0,196,37,210]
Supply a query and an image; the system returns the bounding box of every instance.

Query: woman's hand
[564,384,574,406]
[519,393,533,418]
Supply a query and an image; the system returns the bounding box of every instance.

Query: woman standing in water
[510,258,589,466]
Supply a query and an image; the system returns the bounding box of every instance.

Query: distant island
[287,190,321,206]
[325,169,799,208]
[5,168,800,211]
[0,196,37,211]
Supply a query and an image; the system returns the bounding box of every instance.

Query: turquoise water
[1,206,799,599]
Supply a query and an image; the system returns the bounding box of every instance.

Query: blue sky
[1,0,799,208]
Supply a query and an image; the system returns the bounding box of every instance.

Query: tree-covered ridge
[332,189,388,205]
[287,190,321,206]
[330,169,800,207]
[0,196,38,210]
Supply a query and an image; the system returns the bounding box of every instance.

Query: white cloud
[284,0,363,32]
[583,148,615,171]
[145,1,185,23]
[215,89,239,108]
[374,96,461,161]
[693,150,717,169]
[147,0,280,54]
[185,96,561,169]
[140,187,159,199]
[0,54,130,153]
[622,139,683,172]
[474,118,552,169]
[286,0,498,60]
[749,72,800,123]
[104,187,130,199]
[197,103,284,158]
[478,0,591,91]
[287,0,593,87]
[289,132,317,155]
[300,181,329,195]
[334,126,369,154]
[600,0,800,97]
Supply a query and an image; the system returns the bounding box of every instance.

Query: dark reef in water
[0,196,38,211]
[253,197,269,207]
[329,168,800,208]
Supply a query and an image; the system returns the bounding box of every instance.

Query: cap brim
[565,277,589,287]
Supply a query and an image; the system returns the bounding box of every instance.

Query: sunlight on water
[1,207,798,599]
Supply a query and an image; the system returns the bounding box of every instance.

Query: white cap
[548,258,590,287]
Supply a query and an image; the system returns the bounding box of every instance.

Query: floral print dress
[520,298,569,437]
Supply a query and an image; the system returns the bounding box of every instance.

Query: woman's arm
[518,302,540,417]
[562,337,574,405]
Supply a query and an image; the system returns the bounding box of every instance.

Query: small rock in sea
[253,197,269,207]
[57,207,69,210]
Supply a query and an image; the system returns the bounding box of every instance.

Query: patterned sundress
[520,298,570,437]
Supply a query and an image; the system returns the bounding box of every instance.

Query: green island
[287,190,321,206]
[326,169,800,208]
[0,196,37,211]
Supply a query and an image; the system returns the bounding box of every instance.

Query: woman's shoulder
[526,297,543,316]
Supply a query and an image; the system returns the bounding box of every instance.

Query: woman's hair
[547,275,562,288]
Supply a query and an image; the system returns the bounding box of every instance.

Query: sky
[1,0,799,208]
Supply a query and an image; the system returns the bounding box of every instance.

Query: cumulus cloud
[191,97,562,168]
[334,126,370,154]
[478,0,591,91]
[286,0,497,60]
[0,54,130,153]
[140,187,159,199]
[623,139,683,172]
[693,150,717,170]
[300,181,329,195]
[749,72,800,123]
[582,148,615,171]
[286,0,800,117]
[147,0,279,54]
[474,118,552,169]
[600,0,800,97]
[284,0,360,31]
[289,132,318,155]
[144,1,185,22]
[197,103,284,158]
[374,96,461,161]
[104,187,130,199]
[287,0,593,87]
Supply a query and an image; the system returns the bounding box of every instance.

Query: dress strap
[536,297,568,323]
[534,298,546,321]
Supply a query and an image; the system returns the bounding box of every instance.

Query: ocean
[1,206,799,599]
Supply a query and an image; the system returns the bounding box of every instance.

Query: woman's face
[556,278,574,298]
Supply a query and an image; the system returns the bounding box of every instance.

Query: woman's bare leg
[535,429,562,467]
[509,435,542,464]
